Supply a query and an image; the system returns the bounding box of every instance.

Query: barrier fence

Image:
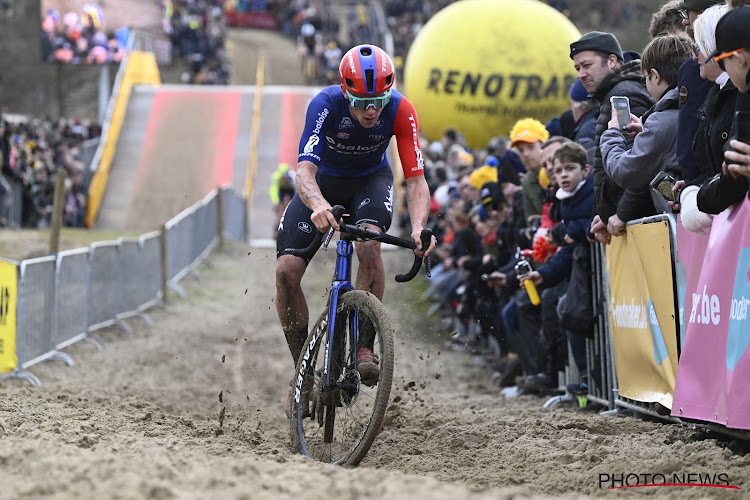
[0,186,246,386]
[547,204,750,438]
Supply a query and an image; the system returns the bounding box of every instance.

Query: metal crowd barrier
[1,186,247,385]
[0,176,23,228]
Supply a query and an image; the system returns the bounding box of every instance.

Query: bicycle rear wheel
[290,290,394,466]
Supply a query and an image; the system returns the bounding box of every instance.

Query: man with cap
[675,0,726,191]
[509,118,549,229]
[570,31,653,243]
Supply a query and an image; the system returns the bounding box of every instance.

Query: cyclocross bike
[288,205,432,466]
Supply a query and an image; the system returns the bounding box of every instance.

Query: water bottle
[515,256,541,306]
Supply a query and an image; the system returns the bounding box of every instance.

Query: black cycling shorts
[276,166,394,264]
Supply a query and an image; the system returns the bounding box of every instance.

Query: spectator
[519,142,595,391]
[599,34,692,218]
[569,30,653,243]
[719,6,750,180]
[679,4,749,234]
[675,0,726,201]
[508,118,549,230]
[648,0,686,38]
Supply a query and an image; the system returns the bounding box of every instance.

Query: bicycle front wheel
[289,290,394,466]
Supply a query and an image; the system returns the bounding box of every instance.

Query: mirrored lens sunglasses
[346,89,392,110]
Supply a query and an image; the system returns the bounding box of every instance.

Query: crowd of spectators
[401,0,750,400]
[41,3,129,64]
[0,114,98,229]
[162,0,230,84]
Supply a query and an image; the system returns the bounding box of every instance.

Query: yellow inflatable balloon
[404,0,581,150]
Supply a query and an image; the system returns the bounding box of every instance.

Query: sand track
[1,243,748,499]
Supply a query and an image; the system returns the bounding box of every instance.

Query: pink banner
[672,198,750,429]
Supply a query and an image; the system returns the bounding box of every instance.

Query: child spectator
[519,142,595,391]
[599,34,692,218]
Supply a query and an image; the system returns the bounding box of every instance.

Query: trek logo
[347,53,356,74]
[298,221,312,233]
[339,117,354,128]
[408,114,424,171]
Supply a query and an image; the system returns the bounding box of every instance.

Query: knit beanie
[570,31,623,62]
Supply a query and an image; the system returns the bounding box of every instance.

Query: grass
[0,227,143,261]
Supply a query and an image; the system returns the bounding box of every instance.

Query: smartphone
[649,171,678,202]
[610,96,631,131]
[735,111,750,144]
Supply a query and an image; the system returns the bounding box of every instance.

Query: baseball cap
[707,6,750,62]
[509,118,549,148]
[679,0,725,12]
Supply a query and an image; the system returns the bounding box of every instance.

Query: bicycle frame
[322,236,359,391]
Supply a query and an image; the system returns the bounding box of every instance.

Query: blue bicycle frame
[322,237,359,389]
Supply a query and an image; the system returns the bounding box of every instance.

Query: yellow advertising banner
[85,51,161,228]
[606,219,679,408]
[0,260,18,373]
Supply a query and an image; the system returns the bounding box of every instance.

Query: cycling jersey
[298,85,424,179]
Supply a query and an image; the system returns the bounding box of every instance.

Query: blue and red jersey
[298,85,424,179]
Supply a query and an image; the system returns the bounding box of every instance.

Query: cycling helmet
[339,44,395,96]
[300,23,315,37]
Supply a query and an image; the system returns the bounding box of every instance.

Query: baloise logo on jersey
[325,135,387,154]
[302,108,330,160]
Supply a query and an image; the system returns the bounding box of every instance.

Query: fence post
[217,187,225,251]
[160,223,168,305]
[49,170,68,255]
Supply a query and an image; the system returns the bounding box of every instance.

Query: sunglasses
[345,89,392,110]
[714,48,746,71]
[678,8,688,20]
[691,44,701,58]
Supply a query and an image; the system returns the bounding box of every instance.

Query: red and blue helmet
[339,44,395,96]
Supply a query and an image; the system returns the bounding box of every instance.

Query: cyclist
[275,44,435,386]
[269,162,296,236]
[296,23,323,83]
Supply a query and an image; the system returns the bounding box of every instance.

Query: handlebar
[287,205,432,282]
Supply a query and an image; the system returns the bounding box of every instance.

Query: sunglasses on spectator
[691,44,701,58]
[714,48,746,71]
[345,89,392,110]
[678,9,688,20]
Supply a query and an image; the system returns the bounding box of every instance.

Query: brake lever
[322,205,347,250]
[420,229,433,278]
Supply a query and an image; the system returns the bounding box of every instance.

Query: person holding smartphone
[598,35,692,222]
[715,7,750,182]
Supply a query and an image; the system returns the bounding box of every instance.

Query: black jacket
[591,60,654,223]
[693,79,749,214]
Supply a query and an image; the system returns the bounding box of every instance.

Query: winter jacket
[591,60,654,223]
[599,87,680,219]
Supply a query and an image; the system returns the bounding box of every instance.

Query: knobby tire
[289,290,394,466]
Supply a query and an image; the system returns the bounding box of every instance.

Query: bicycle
[287,205,432,465]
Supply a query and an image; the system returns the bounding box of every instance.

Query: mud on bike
[287,205,432,465]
